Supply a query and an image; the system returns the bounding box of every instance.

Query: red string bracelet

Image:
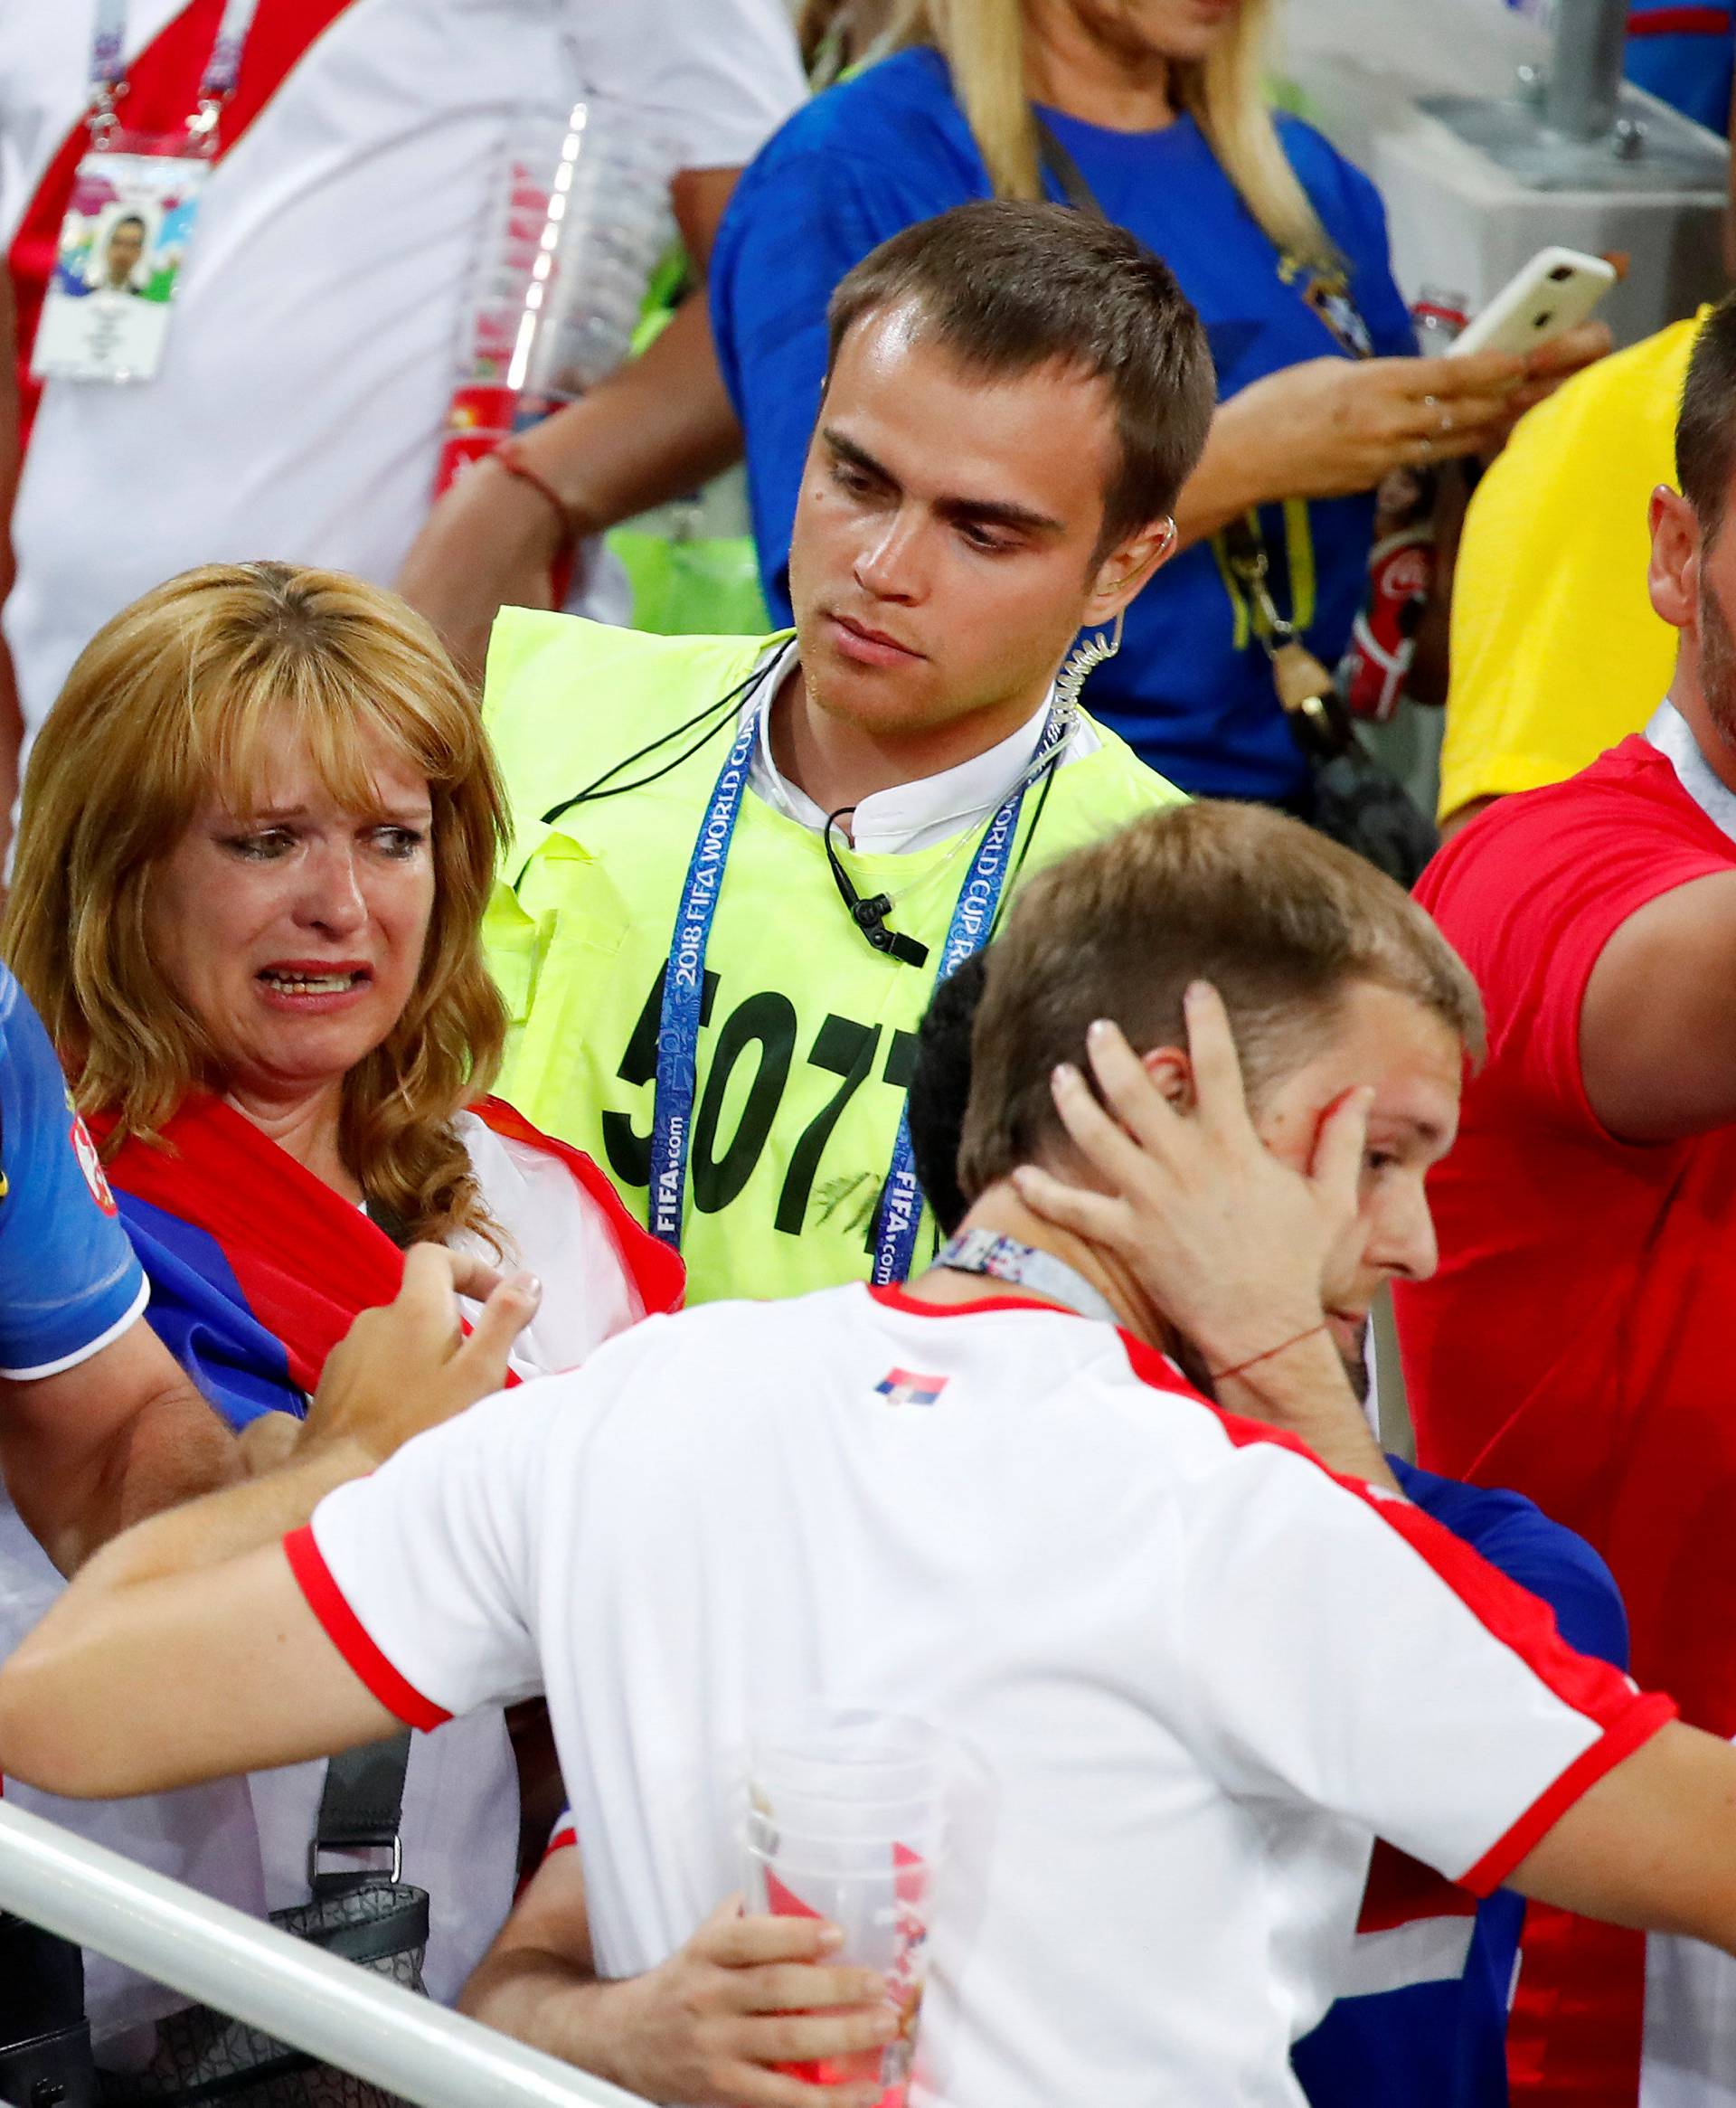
[491,439,580,552]
[1209,1322,1330,1387]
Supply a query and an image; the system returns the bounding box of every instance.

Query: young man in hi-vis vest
[482,200,1207,1305]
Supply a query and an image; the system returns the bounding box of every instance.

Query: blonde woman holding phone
[712,0,1607,816]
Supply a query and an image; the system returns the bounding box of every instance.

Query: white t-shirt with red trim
[288,1284,1673,2108]
[0,1107,676,2051]
[0,0,807,737]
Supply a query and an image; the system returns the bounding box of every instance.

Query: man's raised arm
[0,1250,538,1795]
[1580,870,1736,1140]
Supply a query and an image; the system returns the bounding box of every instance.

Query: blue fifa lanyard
[871,708,1069,1283]
[648,708,760,1245]
[647,697,1070,1265]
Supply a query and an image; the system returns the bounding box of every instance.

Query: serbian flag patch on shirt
[875,1368,948,1407]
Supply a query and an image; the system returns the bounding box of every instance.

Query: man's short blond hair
[958,801,1484,1202]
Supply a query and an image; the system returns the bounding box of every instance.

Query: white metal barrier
[0,1798,651,2108]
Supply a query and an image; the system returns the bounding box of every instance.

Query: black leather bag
[1292,729,1441,890]
[0,1911,98,2108]
[1219,517,1439,889]
[99,1740,425,2108]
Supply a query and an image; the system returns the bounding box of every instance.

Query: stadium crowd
[0,1,1735,2104]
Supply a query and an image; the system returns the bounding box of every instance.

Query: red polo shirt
[1400,735,1736,1732]
[1397,736,1736,2104]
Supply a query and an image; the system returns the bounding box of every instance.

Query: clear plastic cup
[749,1706,949,1807]
[742,1827,937,2106]
[747,1782,947,1843]
[743,1811,947,1867]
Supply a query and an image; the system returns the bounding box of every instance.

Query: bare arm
[524,160,748,532]
[1212,1325,1394,1492]
[396,166,745,679]
[1439,793,1497,841]
[1579,870,1736,1141]
[463,1848,892,2108]
[1172,332,1606,554]
[0,1251,538,1795]
[0,1508,401,1796]
[1510,1720,1736,1952]
[0,1316,240,1576]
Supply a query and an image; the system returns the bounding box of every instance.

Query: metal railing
[0,1799,651,2108]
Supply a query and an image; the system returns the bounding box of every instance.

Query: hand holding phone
[1449,248,1618,361]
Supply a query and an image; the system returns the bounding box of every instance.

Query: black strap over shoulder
[1033,116,1105,219]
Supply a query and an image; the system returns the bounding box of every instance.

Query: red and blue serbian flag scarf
[86,1093,684,1427]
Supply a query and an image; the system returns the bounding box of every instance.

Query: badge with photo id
[31,134,212,385]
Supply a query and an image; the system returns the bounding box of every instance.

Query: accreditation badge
[1300,270,1374,361]
[31,135,211,385]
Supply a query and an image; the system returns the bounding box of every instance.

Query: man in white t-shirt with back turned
[9,801,1736,2108]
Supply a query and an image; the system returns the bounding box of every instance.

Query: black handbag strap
[314,1205,414,1893]
[310,1735,411,1895]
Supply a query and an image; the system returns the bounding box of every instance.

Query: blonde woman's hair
[5,561,511,1250]
[881,0,1336,273]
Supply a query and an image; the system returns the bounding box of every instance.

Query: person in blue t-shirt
[905,949,1628,2108]
[0,961,230,1579]
[1627,0,1735,137]
[1288,1454,1628,2108]
[711,0,1608,807]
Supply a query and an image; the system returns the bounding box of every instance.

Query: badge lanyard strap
[85,0,263,145]
[870,707,1069,1285]
[934,1227,1119,1327]
[648,709,760,1248]
[646,699,1069,1269]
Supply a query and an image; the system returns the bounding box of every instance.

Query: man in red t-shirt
[1397,290,1736,2104]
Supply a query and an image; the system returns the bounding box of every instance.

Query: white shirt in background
[0,0,807,736]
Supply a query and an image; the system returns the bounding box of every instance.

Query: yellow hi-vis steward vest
[482,611,1185,1305]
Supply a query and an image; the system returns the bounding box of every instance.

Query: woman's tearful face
[145,729,436,1105]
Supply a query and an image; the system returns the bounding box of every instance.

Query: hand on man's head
[1010,985,1369,1379]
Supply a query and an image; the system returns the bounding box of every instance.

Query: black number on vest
[882,1027,920,1093]
[776,1014,882,1234]
[606,972,929,1240]
[601,965,719,1189]
[691,991,798,1214]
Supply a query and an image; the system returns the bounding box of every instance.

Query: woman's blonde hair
[5,561,511,1248]
[881,0,1335,273]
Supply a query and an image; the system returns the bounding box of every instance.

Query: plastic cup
[743,1811,946,1869]
[741,1711,949,2104]
[746,1782,947,1843]
[741,1827,938,2107]
[748,1706,949,1810]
